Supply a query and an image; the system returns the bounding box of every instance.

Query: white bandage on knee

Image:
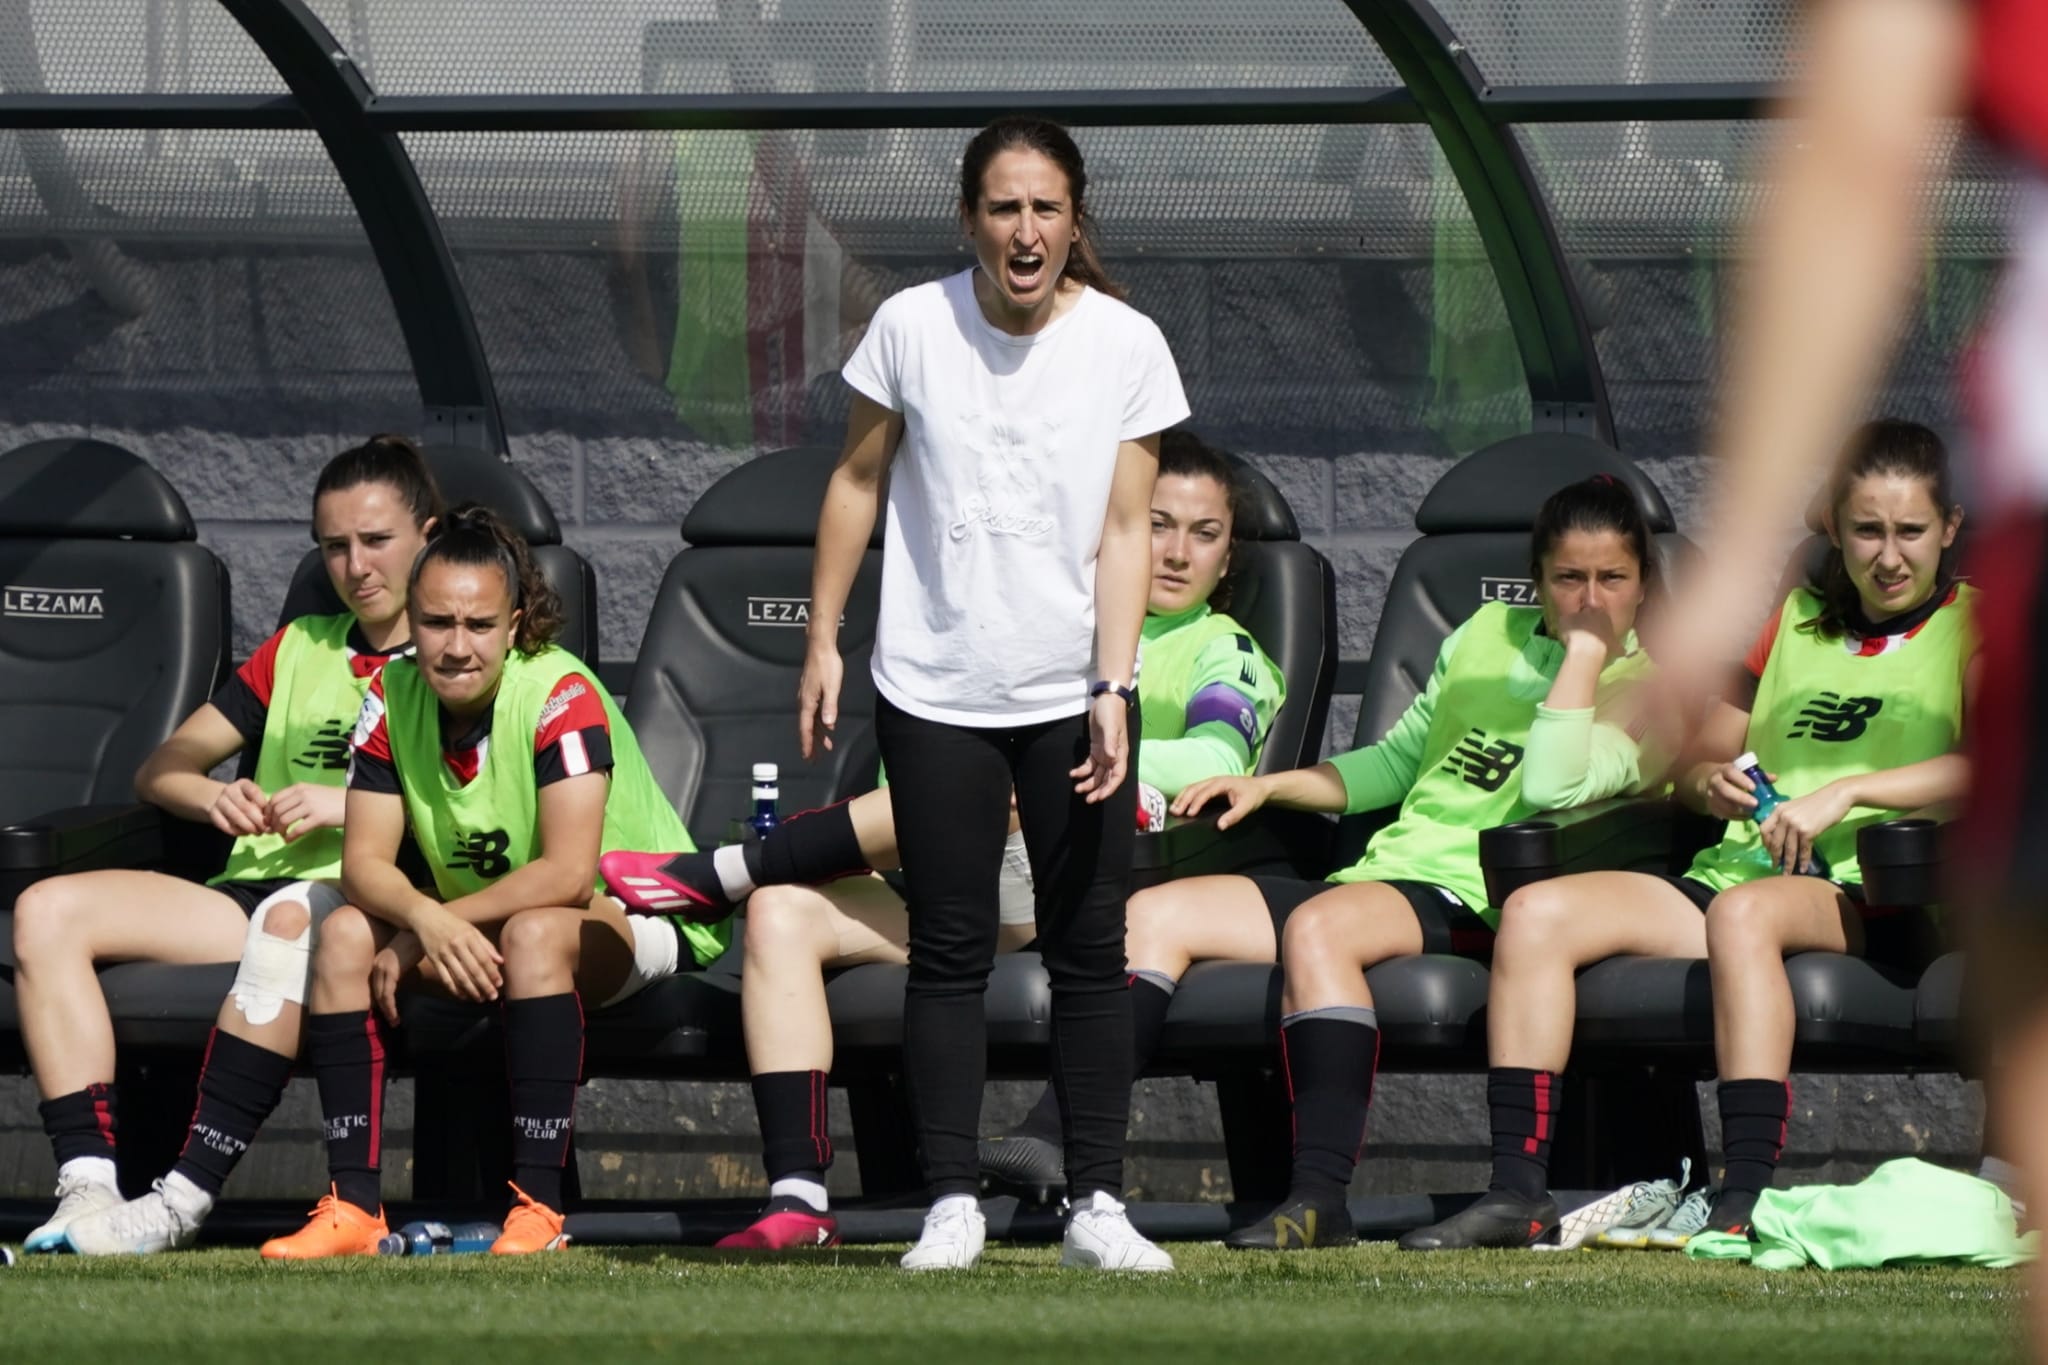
[996,827,1037,928]
[229,882,322,1026]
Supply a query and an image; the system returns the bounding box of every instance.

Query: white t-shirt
[842,269,1190,725]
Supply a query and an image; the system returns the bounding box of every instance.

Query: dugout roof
[0,1,2017,462]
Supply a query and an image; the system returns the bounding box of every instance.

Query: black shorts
[212,877,306,918]
[1245,874,1495,959]
[1660,874,1941,975]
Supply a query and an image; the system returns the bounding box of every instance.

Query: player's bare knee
[11,876,84,966]
[1493,884,1571,964]
[1280,900,1344,965]
[1704,884,1776,958]
[313,906,377,979]
[500,909,572,973]
[743,887,815,959]
[259,899,311,942]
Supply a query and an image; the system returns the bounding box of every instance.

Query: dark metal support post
[1345,0,1613,441]
[216,0,505,453]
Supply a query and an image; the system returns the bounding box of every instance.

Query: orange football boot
[491,1184,569,1255]
[260,1186,389,1260]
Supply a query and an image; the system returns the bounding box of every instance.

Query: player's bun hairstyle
[1528,472,1657,595]
[312,433,444,532]
[1157,427,1245,612]
[960,116,1125,301]
[1805,418,1956,641]
[408,502,563,656]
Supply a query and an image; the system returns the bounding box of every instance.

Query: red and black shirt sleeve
[532,674,614,788]
[209,625,290,743]
[346,673,400,795]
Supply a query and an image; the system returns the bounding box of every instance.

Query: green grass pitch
[0,1242,2024,1364]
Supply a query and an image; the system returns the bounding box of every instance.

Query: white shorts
[602,915,683,1008]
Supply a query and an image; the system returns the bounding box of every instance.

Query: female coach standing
[801,116,1188,1272]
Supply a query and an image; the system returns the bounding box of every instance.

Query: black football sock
[306,1010,388,1214]
[41,1082,117,1169]
[505,992,585,1213]
[747,800,868,887]
[1717,1078,1793,1201]
[1280,1008,1380,1205]
[1487,1066,1563,1201]
[171,1030,294,1197]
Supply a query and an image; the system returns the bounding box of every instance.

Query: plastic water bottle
[746,762,780,841]
[1735,751,1830,876]
[376,1219,500,1255]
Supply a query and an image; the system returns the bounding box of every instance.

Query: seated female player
[1402,418,1974,1250]
[258,505,732,1259]
[24,435,439,1255]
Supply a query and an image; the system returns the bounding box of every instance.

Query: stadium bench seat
[0,438,233,1188]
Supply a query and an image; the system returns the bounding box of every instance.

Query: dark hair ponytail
[408,502,564,655]
[312,433,443,532]
[1528,473,1656,592]
[1157,427,1245,611]
[1804,418,1956,641]
[959,116,1126,301]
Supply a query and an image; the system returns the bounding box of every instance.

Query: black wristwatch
[1089,680,1136,705]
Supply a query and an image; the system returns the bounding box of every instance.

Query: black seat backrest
[0,439,230,825]
[626,447,880,843]
[275,444,600,668]
[1216,456,1338,774]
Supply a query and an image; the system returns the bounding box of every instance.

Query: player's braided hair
[408,502,564,655]
[1804,419,1955,641]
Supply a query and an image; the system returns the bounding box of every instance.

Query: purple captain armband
[1185,682,1259,747]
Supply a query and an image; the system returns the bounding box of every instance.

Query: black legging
[876,694,1138,1200]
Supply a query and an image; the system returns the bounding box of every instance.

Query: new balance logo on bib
[447,829,513,879]
[1786,692,1883,742]
[292,719,353,772]
[1444,729,1525,793]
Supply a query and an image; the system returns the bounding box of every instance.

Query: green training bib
[1333,602,1655,920]
[1688,584,1975,893]
[212,613,376,887]
[382,647,731,965]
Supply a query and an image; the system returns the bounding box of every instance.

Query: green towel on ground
[1687,1158,2038,1269]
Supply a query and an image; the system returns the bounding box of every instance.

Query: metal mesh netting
[1519,121,2017,456]
[302,0,1394,95]
[0,128,412,430]
[1437,0,1805,86]
[402,124,1525,456]
[5,1,284,94]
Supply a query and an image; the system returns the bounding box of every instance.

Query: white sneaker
[900,1195,985,1271]
[1060,1191,1174,1272]
[24,1166,123,1253]
[61,1181,202,1256]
